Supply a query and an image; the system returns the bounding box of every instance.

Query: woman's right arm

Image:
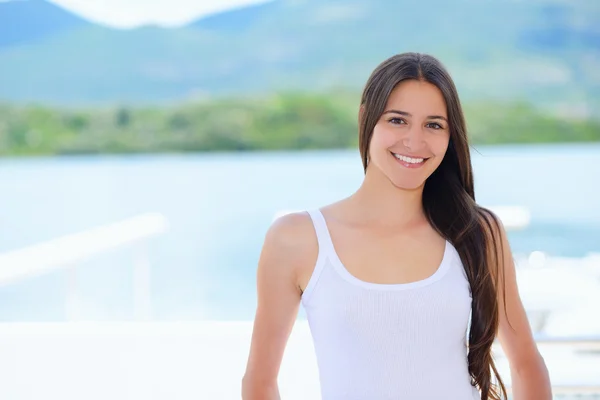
[241,212,314,399]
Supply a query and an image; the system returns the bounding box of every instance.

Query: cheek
[430,133,451,157]
[370,124,395,150]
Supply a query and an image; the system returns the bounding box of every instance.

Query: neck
[347,164,426,227]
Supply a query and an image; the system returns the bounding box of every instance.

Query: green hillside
[1,93,598,156]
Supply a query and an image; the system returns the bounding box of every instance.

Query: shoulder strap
[302,208,335,304]
[306,208,335,255]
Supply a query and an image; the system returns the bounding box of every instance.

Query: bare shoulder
[264,211,317,259]
[266,211,316,249]
[261,211,318,290]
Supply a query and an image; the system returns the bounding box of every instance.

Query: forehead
[385,79,447,117]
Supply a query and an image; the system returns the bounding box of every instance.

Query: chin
[389,176,426,191]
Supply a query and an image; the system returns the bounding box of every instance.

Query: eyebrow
[383,109,448,122]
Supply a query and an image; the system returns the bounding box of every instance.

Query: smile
[391,152,429,168]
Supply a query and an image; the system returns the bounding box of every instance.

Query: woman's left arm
[487,212,553,400]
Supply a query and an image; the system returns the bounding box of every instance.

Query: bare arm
[242,212,314,400]
[483,211,553,400]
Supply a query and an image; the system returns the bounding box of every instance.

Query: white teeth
[393,153,425,164]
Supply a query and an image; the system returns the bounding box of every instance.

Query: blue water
[0,143,599,321]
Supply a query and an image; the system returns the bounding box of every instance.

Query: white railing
[0,213,169,321]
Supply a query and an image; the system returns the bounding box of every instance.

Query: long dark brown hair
[358,52,508,400]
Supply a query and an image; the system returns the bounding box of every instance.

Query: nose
[402,125,426,152]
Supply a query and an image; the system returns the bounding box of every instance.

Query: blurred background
[0,0,599,399]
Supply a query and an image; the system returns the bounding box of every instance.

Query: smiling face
[366,79,451,191]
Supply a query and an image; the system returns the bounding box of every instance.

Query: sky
[46,0,270,28]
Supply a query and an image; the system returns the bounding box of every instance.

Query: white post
[133,243,152,321]
[65,266,79,321]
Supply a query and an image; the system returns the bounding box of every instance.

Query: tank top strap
[302,208,336,304]
[306,208,336,255]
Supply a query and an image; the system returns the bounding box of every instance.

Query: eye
[426,122,444,130]
[389,117,407,125]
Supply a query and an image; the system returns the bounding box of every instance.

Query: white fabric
[301,209,481,400]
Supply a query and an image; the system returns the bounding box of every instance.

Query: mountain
[0,0,93,48]
[0,0,598,111]
[188,1,276,34]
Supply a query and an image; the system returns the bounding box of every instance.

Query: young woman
[242,52,552,400]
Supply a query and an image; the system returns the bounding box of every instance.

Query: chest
[331,226,448,285]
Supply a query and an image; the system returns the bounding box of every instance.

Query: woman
[242,52,552,400]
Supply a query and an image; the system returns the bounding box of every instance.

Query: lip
[390,152,429,169]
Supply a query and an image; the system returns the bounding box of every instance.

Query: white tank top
[301,209,481,400]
